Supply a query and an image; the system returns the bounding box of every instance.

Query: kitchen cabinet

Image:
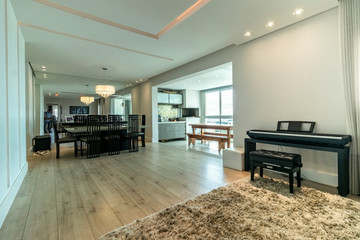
[158,92,183,105]
[181,90,200,108]
[169,93,183,104]
[158,121,186,141]
[158,92,169,104]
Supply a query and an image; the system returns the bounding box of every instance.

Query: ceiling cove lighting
[244,31,251,37]
[265,21,274,28]
[293,8,304,16]
[96,67,115,98]
[80,96,94,105]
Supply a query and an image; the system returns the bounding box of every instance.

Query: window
[205,91,219,116]
[204,88,233,126]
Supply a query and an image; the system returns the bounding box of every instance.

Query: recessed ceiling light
[265,21,274,28]
[136,80,139,83]
[139,79,143,82]
[43,74,47,78]
[244,31,251,37]
[293,8,304,16]
[41,66,46,69]
[42,68,46,71]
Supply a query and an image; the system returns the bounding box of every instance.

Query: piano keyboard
[247,130,351,147]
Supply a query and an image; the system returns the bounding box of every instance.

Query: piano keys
[247,129,351,147]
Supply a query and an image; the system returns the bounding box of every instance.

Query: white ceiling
[11,0,338,99]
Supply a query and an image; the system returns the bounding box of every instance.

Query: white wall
[0,0,28,228]
[232,9,345,185]
[119,9,346,186]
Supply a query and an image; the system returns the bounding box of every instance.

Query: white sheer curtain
[339,0,360,195]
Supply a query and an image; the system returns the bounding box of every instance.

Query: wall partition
[0,0,27,229]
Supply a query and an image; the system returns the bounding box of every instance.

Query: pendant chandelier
[80,84,94,105]
[95,85,115,98]
[80,96,94,105]
[96,67,115,98]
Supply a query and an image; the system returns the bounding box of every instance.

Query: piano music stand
[276,121,315,133]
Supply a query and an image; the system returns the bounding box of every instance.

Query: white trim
[17,23,21,170]
[0,163,28,228]
[5,0,10,189]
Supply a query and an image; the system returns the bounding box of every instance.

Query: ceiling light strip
[18,22,173,61]
[157,0,210,38]
[32,0,210,40]
[33,0,157,39]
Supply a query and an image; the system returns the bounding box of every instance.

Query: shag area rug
[100,176,360,240]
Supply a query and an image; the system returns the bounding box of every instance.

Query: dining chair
[74,115,87,124]
[123,114,140,152]
[139,114,145,147]
[100,115,108,123]
[107,115,122,155]
[53,120,78,158]
[80,115,101,158]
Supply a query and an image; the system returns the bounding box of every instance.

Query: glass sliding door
[204,87,233,127]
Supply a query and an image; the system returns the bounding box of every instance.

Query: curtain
[339,0,360,195]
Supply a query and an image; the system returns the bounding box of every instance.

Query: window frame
[203,85,233,126]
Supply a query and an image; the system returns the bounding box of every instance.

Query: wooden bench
[187,133,230,153]
[250,149,302,193]
[203,132,234,138]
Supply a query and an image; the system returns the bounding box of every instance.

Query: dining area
[53,114,146,159]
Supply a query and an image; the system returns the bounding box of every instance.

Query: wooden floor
[0,142,248,240]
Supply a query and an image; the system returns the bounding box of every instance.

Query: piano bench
[250,149,302,193]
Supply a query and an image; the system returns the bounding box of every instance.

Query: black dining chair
[74,115,87,124]
[107,115,122,155]
[100,115,108,123]
[139,114,145,147]
[122,114,140,152]
[53,120,78,158]
[80,115,101,158]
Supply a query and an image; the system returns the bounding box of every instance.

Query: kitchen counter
[158,121,185,124]
[158,121,186,141]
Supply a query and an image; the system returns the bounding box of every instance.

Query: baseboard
[264,167,338,188]
[301,168,338,187]
[0,162,28,229]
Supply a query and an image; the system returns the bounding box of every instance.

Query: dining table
[63,125,148,150]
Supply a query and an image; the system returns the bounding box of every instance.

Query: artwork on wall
[70,106,89,114]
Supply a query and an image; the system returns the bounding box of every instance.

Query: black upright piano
[245,121,352,197]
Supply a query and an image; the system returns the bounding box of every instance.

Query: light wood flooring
[0,142,248,240]
[161,139,233,156]
[1,142,359,240]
